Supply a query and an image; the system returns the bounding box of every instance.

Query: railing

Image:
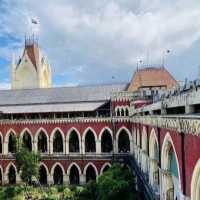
[114,154,159,200]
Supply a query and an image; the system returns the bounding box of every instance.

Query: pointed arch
[67,162,81,175]
[161,133,181,199]
[51,162,65,176]
[83,127,97,153]
[191,159,200,200]
[39,163,49,185]
[100,163,111,175]
[51,128,65,153]
[51,162,65,185]
[35,128,49,153]
[20,128,33,151]
[84,162,98,183]
[149,128,159,186]
[67,127,81,153]
[99,127,113,153]
[6,162,17,185]
[116,126,133,153]
[5,129,17,154]
[67,162,81,185]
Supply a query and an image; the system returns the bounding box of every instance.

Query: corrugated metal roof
[0,83,127,106]
[0,102,106,114]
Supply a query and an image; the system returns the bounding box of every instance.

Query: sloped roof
[23,43,39,70]
[128,67,178,92]
[0,83,127,107]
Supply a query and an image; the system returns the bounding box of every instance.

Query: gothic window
[117,108,120,116]
[22,131,32,151]
[69,130,80,153]
[101,130,113,153]
[118,130,130,153]
[8,132,17,153]
[85,130,96,153]
[69,165,80,185]
[39,165,47,185]
[53,130,63,153]
[8,165,16,184]
[53,165,63,185]
[37,131,48,153]
[86,165,96,183]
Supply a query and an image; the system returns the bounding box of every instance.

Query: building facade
[1,41,200,200]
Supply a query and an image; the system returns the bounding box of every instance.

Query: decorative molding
[132,116,200,136]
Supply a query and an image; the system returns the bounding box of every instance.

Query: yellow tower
[11,38,52,89]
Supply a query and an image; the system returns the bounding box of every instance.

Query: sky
[0,0,200,89]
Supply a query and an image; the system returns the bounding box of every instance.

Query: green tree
[15,145,41,184]
[96,163,137,200]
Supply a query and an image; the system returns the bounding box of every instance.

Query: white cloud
[0,0,200,85]
[0,83,10,90]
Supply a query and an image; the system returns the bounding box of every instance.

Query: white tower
[11,37,52,89]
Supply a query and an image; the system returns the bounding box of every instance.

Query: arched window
[0,136,2,154]
[8,165,16,184]
[118,130,130,153]
[8,132,17,153]
[125,108,129,116]
[117,108,120,116]
[161,136,180,200]
[22,131,32,151]
[39,165,48,185]
[53,165,63,185]
[121,108,125,116]
[86,165,96,183]
[101,130,113,153]
[53,130,63,153]
[85,130,96,153]
[37,131,48,153]
[69,165,80,185]
[69,130,80,153]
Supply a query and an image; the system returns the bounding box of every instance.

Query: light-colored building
[11,39,52,89]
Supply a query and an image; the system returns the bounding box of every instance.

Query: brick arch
[35,128,49,153]
[67,162,82,175]
[149,128,159,186]
[100,162,111,175]
[83,162,98,176]
[50,162,65,176]
[161,132,182,198]
[50,127,65,154]
[4,129,17,154]
[116,126,133,153]
[82,127,97,154]
[66,127,81,154]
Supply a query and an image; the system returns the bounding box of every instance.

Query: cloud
[0,0,200,85]
[0,82,10,90]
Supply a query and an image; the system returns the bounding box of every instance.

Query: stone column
[63,174,69,185]
[48,174,54,185]
[80,174,86,185]
[96,139,101,154]
[50,139,53,154]
[4,141,8,155]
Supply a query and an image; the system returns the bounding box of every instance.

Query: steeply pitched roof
[128,67,178,92]
[0,83,127,107]
[23,43,39,70]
